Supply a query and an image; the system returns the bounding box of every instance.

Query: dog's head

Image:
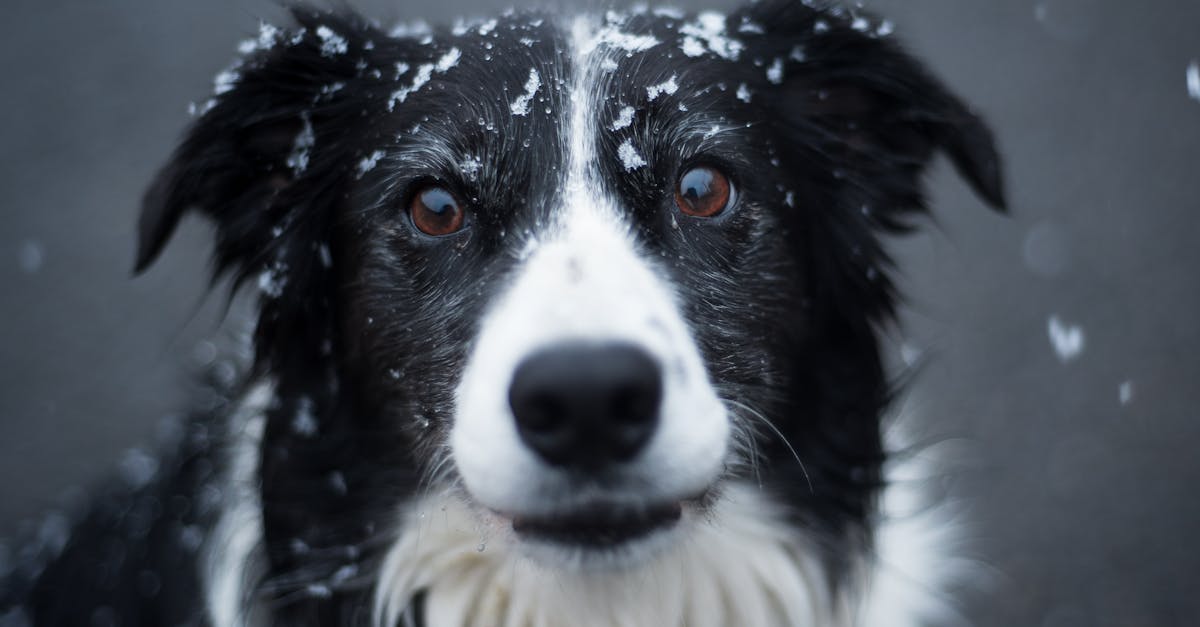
[137,1,1003,619]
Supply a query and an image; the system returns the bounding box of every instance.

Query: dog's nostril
[520,394,563,431]
[610,386,655,425]
[508,342,662,469]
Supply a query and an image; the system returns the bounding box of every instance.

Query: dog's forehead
[372,14,779,211]
[377,15,568,136]
[376,10,778,146]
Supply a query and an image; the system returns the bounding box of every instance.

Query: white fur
[373,483,844,627]
[204,382,273,627]
[855,421,976,627]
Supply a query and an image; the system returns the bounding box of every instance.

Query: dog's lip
[507,500,684,548]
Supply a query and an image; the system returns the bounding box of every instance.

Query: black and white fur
[0,2,1004,626]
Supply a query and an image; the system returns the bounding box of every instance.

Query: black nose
[508,342,663,470]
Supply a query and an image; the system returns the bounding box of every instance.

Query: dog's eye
[675,166,734,218]
[410,186,467,236]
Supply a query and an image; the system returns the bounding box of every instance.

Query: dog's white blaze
[450,14,728,517]
[449,195,730,513]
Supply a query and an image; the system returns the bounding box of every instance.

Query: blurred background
[1,0,1197,625]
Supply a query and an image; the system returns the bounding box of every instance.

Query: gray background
[2,0,1198,625]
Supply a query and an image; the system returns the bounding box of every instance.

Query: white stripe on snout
[451,203,729,515]
[449,16,729,519]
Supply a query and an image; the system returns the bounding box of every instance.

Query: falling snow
[1187,60,1200,102]
[736,83,752,103]
[179,526,204,552]
[319,82,345,97]
[610,105,636,130]
[187,100,216,116]
[435,47,461,72]
[293,397,318,436]
[679,12,743,60]
[389,20,432,40]
[306,583,333,599]
[388,64,433,110]
[647,75,679,100]
[387,48,460,111]
[258,262,288,298]
[315,25,348,56]
[737,18,765,34]
[37,512,71,558]
[460,155,483,181]
[680,37,706,57]
[331,563,359,584]
[286,114,315,174]
[356,150,386,177]
[592,28,660,54]
[238,22,280,54]
[617,139,647,171]
[118,449,159,489]
[17,240,44,273]
[328,471,348,495]
[1119,381,1135,406]
[766,57,784,84]
[510,68,541,116]
[212,70,239,95]
[1048,315,1085,363]
[1023,222,1070,278]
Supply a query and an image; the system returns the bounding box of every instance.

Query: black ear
[133,7,381,277]
[747,2,1006,216]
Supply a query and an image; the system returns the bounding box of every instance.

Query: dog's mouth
[510,501,683,548]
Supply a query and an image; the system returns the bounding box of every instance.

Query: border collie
[0,1,1004,625]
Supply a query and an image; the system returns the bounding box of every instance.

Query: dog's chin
[492,498,693,571]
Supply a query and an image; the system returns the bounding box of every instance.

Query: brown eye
[675,166,734,218]
[409,186,466,236]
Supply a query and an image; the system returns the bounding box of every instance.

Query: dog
[0,1,1004,625]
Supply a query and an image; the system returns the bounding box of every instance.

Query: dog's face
[137,1,1002,615]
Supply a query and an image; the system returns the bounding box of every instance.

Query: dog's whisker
[725,398,814,495]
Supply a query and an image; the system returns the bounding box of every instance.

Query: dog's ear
[746,3,1006,218]
[134,7,380,277]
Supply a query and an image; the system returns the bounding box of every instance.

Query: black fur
[2,2,1002,625]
